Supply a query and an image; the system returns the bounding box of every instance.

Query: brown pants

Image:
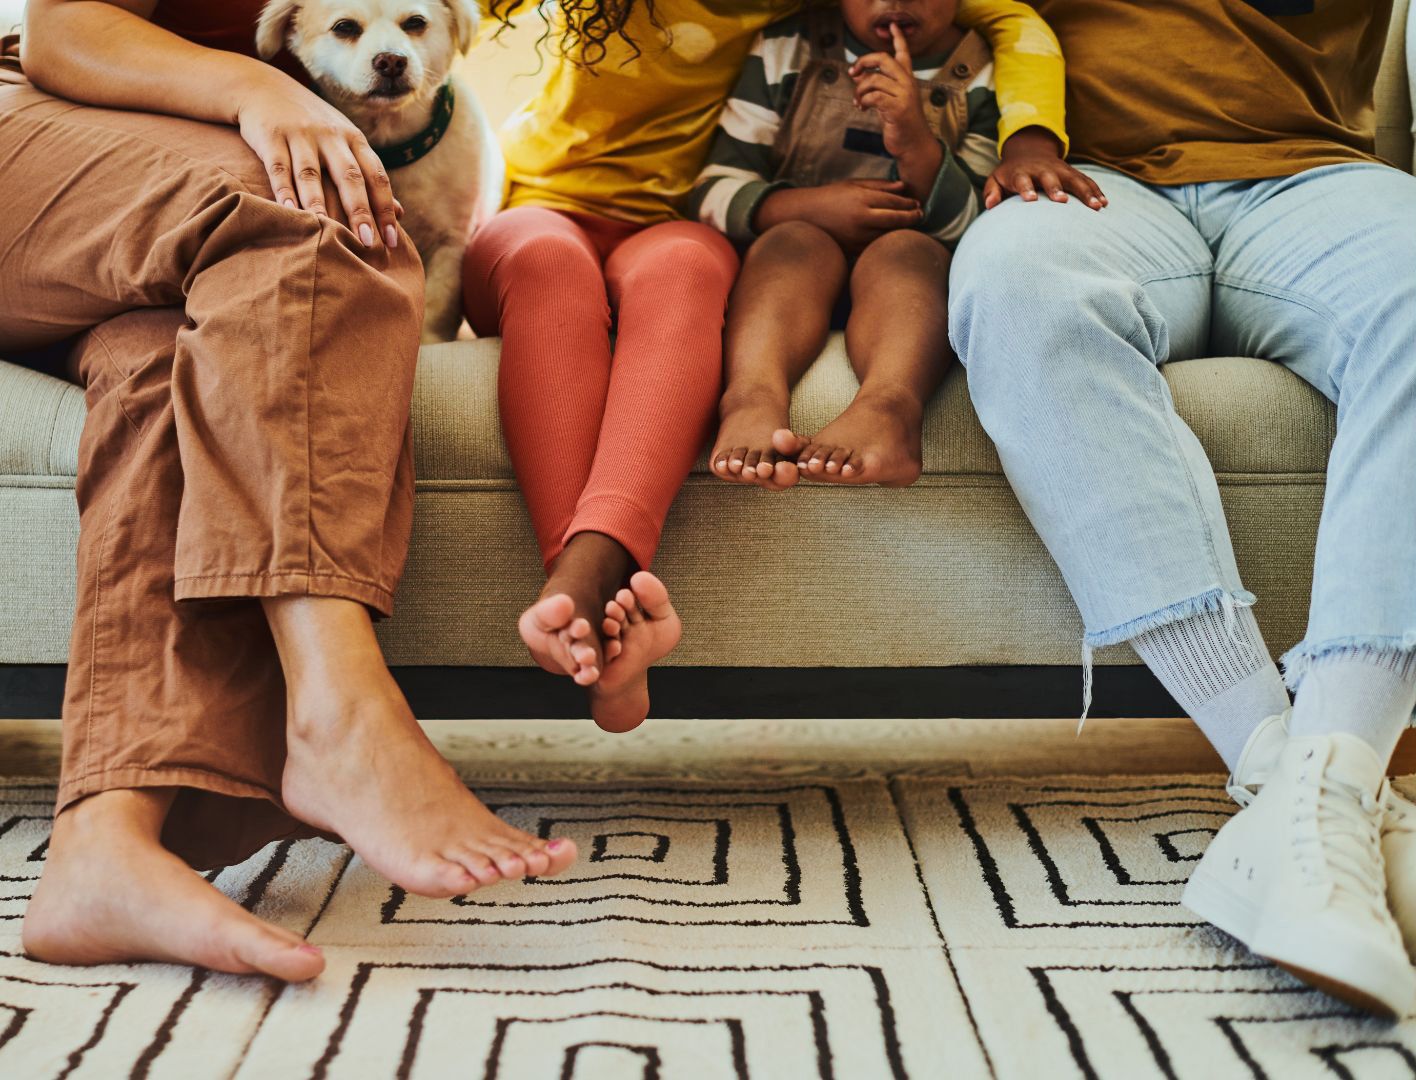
[0,63,424,868]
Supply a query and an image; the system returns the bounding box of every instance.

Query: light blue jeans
[948,162,1416,690]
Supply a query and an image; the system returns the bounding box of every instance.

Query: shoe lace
[1291,764,1389,922]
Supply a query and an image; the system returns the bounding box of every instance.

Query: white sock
[1130,605,1290,771]
[1289,647,1416,764]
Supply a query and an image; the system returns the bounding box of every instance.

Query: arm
[687,36,789,244]
[22,0,400,247]
[953,0,1066,153]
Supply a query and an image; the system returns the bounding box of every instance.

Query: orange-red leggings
[463,207,739,571]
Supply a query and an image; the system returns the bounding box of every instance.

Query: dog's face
[257,0,476,114]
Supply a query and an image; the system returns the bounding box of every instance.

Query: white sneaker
[1383,787,1416,963]
[1230,709,1416,963]
[1184,733,1416,1017]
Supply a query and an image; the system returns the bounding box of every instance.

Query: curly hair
[487,0,662,71]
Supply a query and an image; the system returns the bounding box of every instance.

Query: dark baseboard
[0,663,1182,720]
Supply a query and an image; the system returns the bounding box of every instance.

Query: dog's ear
[255,0,301,60]
[443,0,480,54]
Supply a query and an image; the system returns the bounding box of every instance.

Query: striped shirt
[689,13,1003,246]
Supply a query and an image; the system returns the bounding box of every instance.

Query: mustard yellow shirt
[495,0,1068,222]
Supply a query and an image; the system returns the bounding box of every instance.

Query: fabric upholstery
[0,0,1407,671]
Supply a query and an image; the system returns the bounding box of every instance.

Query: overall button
[929,87,949,106]
[820,32,838,48]
[822,67,839,83]
[952,63,971,78]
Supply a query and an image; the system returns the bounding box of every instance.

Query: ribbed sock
[1130,605,1290,771]
[1289,647,1416,764]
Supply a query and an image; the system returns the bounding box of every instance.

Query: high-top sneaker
[1184,733,1416,1017]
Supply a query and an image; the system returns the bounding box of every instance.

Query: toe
[487,847,529,879]
[616,588,644,624]
[435,859,479,896]
[567,617,592,640]
[771,428,808,457]
[771,459,800,488]
[521,593,574,636]
[825,447,850,475]
[602,615,622,638]
[841,450,864,478]
[451,849,502,887]
[573,664,600,686]
[727,447,747,476]
[518,843,552,876]
[570,641,597,668]
[605,638,623,660]
[228,919,325,982]
[544,837,578,874]
[628,572,673,620]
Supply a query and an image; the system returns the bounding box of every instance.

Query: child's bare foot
[282,672,577,898]
[797,386,924,487]
[712,385,800,490]
[592,572,683,733]
[518,532,635,686]
[23,789,325,981]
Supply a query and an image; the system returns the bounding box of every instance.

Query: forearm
[22,0,296,125]
[752,187,820,232]
[893,140,944,203]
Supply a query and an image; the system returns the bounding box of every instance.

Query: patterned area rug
[2,773,1415,1078]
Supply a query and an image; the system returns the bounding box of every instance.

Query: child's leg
[798,230,951,485]
[462,207,618,686]
[567,220,740,731]
[713,221,848,490]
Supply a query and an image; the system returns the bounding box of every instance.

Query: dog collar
[374,82,455,170]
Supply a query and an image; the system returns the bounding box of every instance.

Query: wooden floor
[3,717,1411,782]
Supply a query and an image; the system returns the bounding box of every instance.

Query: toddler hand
[849,24,934,160]
[985,127,1107,211]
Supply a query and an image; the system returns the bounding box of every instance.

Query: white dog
[256,0,503,342]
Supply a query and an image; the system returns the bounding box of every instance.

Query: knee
[746,220,844,270]
[853,229,950,281]
[623,228,739,301]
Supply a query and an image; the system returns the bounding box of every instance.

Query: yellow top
[493,0,1068,222]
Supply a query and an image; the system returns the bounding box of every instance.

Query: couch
[1,1,1411,711]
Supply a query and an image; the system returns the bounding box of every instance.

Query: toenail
[547,839,564,851]
[299,944,323,956]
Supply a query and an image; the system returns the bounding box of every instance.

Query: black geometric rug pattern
[1,775,1414,1078]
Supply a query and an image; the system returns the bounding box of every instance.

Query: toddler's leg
[798,230,950,484]
[713,221,847,490]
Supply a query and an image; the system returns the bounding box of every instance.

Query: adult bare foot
[282,676,577,897]
[797,386,924,487]
[266,597,578,900]
[593,572,683,733]
[23,789,325,981]
[518,532,635,686]
[711,385,800,490]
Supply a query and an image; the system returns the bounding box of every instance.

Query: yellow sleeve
[955,0,1069,154]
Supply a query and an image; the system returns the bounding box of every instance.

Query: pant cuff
[174,570,396,618]
[1083,586,1257,649]
[558,494,661,572]
[1280,634,1416,692]
[56,764,280,816]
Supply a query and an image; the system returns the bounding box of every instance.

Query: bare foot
[796,386,924,487]
[592,572,683,733]
[711,386,800,491]
[518,532,634,687]
[23,789,325,981]
[282,675,577,898]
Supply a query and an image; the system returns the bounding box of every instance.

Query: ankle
[56,788,174,842]
[549,532,633,598]
[719,380,791,419]
[853,380,927,418]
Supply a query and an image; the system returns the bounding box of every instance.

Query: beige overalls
[773,11,992,187]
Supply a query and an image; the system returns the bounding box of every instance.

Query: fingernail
[384,225,398,248]
[359,223,374,247]
[283,198,296,209]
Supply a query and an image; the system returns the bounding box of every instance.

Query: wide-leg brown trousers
[0,61,424,868]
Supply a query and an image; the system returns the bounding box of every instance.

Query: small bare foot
[797,386,924,487]
[592,572,683,733]
[519,592,600,686]
[712,386,800,491]
[518,532,636,687]
[282,676,577,898]
[23,789,325,981]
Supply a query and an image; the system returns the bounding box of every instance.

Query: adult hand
[236,81,400,248]
[984,126,1107,211]
[758,180,922,254]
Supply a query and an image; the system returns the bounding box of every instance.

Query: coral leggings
[464,207,739,571]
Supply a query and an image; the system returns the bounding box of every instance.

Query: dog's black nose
[373,52,407,78]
